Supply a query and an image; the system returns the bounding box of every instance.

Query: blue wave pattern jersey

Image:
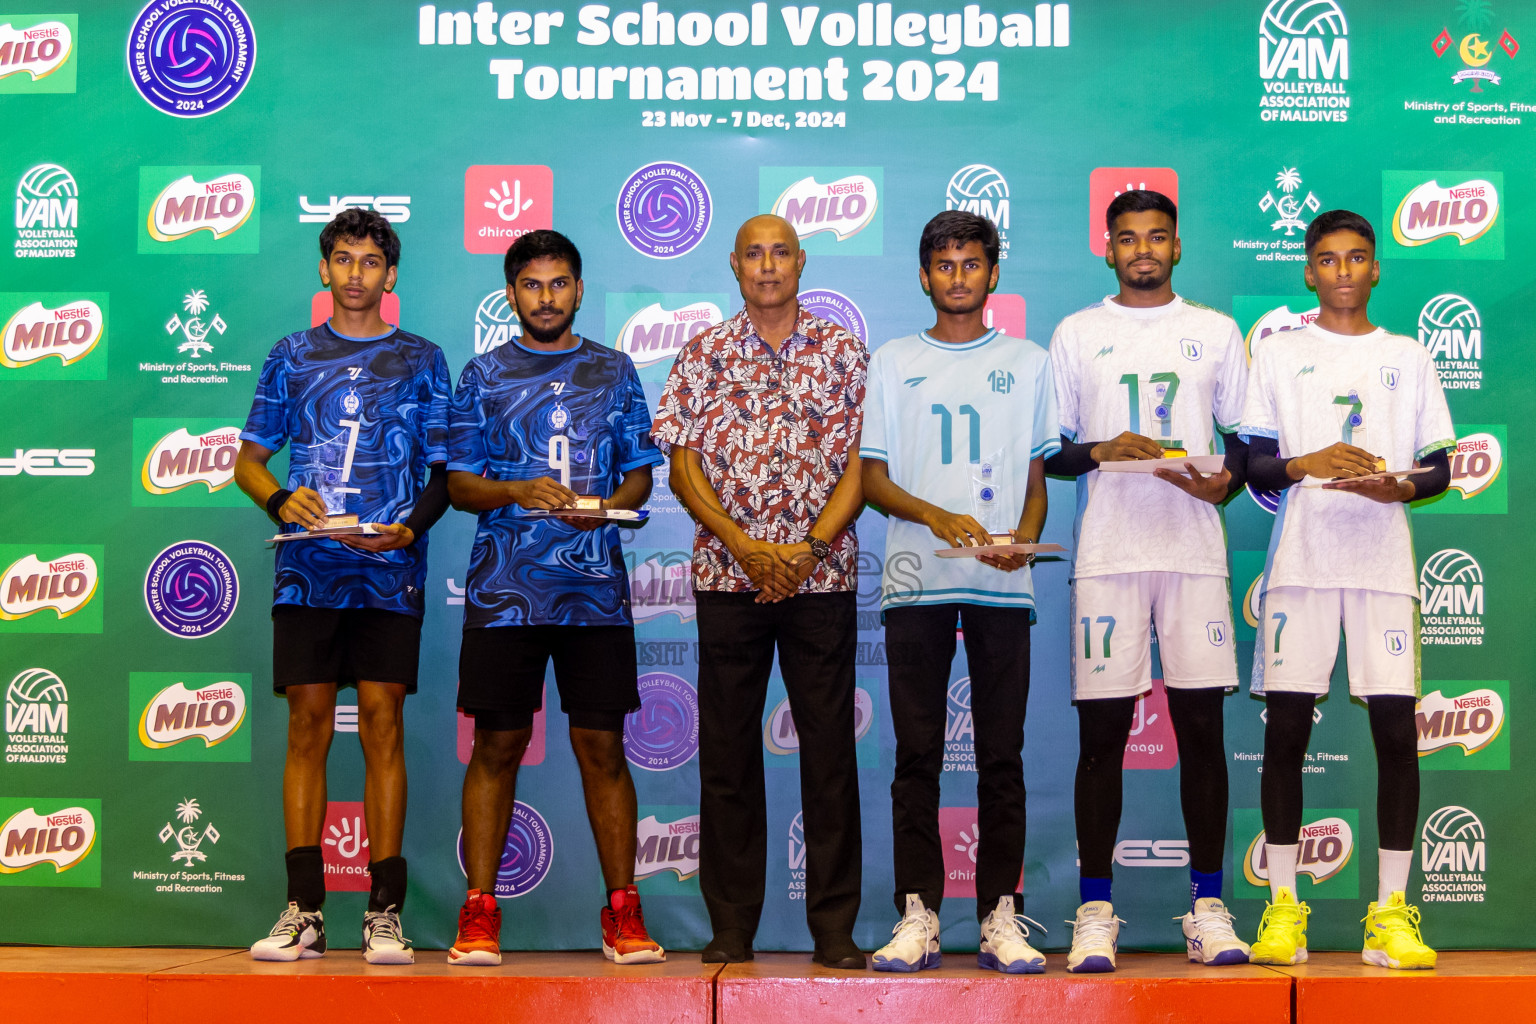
[449,337,663,628]
[861,329,1060,614]
[241,323,451,617]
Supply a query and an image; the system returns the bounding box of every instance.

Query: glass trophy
[312,438,359,528]
[968,450,1007,535]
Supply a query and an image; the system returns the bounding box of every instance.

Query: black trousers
[886,603,1031,921]
[695,589,862,943]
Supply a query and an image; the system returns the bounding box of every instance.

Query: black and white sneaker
[362,905,414,965]
[250,901,327,961]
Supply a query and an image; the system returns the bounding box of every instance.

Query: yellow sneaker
[1250,887,1310,965]
[1362,892,1437,970]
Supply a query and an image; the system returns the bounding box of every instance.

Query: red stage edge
[4,948,1536,1024]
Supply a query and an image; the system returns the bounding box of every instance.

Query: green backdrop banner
[1,0,1528,954]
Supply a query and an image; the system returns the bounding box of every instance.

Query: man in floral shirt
[653,214,868,969]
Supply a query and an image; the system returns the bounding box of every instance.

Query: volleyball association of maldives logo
[797,288,868,345]
[457,801,554,898]
[128,0,256,117]
[143,540,238,638]
[623,672,699,771]
[616,162,711,259]
[2,298,103,368]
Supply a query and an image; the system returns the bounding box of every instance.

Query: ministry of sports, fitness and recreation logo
[127,0,256,117]
[1419,547,1484,646]
[1384,171,1504,259]
[474,288,521,355]
[5,667,67,765]
[143,541,238,638]
[14,162,77,259]
[1242,813,1356,891]
[617,161,711,260]
[0,16,76,93]
[299,193,411,224]
[797,289,867,345]
[1420,805,1487,902]
[0,800,99,885]
[1258,0,1351,123]
[634,812,699,882]
[1087,167,1178,257]
[946,163,1010,260]
[464,164,552,254]
[141,425,240,495]
[1419,293,1483,389]
[1432,2,1519,93]
[765,687,874,756]
[767,169,881,253]
[157,797,218,865]
[164,289,225,360]
[614,298,721,367]
[135,676,248,755]
[457,801,554,899]
[1418,685,1506,762]
[1260,167,1321,236]
[0,551,99,624]
[1,296,104,370]
[623,672,699,771]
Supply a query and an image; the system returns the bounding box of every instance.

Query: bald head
[734,214,798,255]
[731,214,806,317]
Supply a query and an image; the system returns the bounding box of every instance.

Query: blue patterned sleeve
[447,362,487,474]
[424,346,452,465]
[618,361,664,472]
[240,340,290,452]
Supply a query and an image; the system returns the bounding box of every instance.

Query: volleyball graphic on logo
[616,162,712,259]
[1422,805,1484,846]
[946,164,1009,211]
[1260,0,1347,43]
[143,541,239,638]
[623,673,699,771]
[128,0,257,117]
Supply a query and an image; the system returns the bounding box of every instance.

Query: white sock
[1266,844,1299,900]
[1378,848,1413,904]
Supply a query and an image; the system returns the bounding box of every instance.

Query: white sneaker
[978,895,1046,974]
[1066,901,1123,973]
[1179,897,1250,966]
[872,893,940,972]
[362,905,415,965]
[250,902,326,961]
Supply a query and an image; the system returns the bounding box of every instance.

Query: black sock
[368,855,407,913]
[285,846,325,912]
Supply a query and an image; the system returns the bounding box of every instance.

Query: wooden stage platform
[4,947,1535,1023]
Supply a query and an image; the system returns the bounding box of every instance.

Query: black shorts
[272,605,422,694]
[458,625,640,732]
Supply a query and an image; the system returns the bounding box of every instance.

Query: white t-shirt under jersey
[862,329,1059,613]
[1050,294,1248,580]
[1239,322,1455,599]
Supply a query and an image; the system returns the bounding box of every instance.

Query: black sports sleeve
[402,463,449,541]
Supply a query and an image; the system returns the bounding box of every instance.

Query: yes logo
[0,799,100,886]
[131,673,252,762]
[1384,171,1503,259]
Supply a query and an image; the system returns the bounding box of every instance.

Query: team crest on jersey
[1384,630,1408,656]
[1180,339,1203,361]
[1207,622,1226,646]
[341,388,361,416]
[549,402,569,430]
[987,369,1014,394]
[1380,366,1400,390]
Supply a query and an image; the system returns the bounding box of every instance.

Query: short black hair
[1304,209,1376,255]
[919,210,999,270]
[504,230,582,285]
[319,207,400,268]
[1105,189,1177,235]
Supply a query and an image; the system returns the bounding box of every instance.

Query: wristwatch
[808,537,832,561]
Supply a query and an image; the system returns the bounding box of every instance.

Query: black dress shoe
[702,930,755,963]
[812,936,866,970]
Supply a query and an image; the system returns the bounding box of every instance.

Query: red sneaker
[602,885,666,964]
[449,889,502,966]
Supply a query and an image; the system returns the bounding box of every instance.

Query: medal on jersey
[968,449,1007,535]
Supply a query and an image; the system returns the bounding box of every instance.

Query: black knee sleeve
[368,855,407,913]
[285,845,325,912]
[1260,692,1316,845]
[1368,695,1419,850]
[1167,687,1229,874]
[1074,697,1135,878]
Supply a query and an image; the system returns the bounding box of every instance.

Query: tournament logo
[1124,680,1178,770]
[797,289,867,345]
[765,686,874,755]
[617,161,711,259]
[634,812,699,882]
[5,668,67,765]
[772,173,879,242]
[158,798,219,865]
[299,193,410,224]
[786,811,806,900]
[616,299,720,366]
[13,162,77,259]
[944,676,974,773]
[1432,3,1519,92]
[143,541,238,638]
[1393,178,1500,247]
[127,0,256,117]
[463,164,552,254]
[623,672,699,771]
[473,288,521,355]
[1420,805,1487,901]
[1258,0,1351,123]
[0,552,97,621]
[1,298,103,368]
[1419,547,1484,646]
[1114,838,1190,868]
[0,17,75,92]
[142,426,240,494]
[321,801,369,891]
[146,172,256,242]
[1087,167,1179,257]
[456,801,554,899]
[946,164,1010,259]
[0,803,97,880]
[1418,293,1482,389]
[1244,814,1355,886]
[137,679,247,750]
[628,553,695,622]
[1418,687,1505,759]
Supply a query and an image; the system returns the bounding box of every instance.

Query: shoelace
[268,904,310,937]
[1259,900,1310,932]
[1362,902,1424,939]
[459,898,498,940]
[993,911,1048,943]
[613,898,648,938]
[366,906,409,946]
[888,908,937,946]
[1177,905,1239,937]
[1067,910,1126,945]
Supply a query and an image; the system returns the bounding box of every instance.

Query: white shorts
[1069,572,1238,701]
[1251,586,1419,698]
